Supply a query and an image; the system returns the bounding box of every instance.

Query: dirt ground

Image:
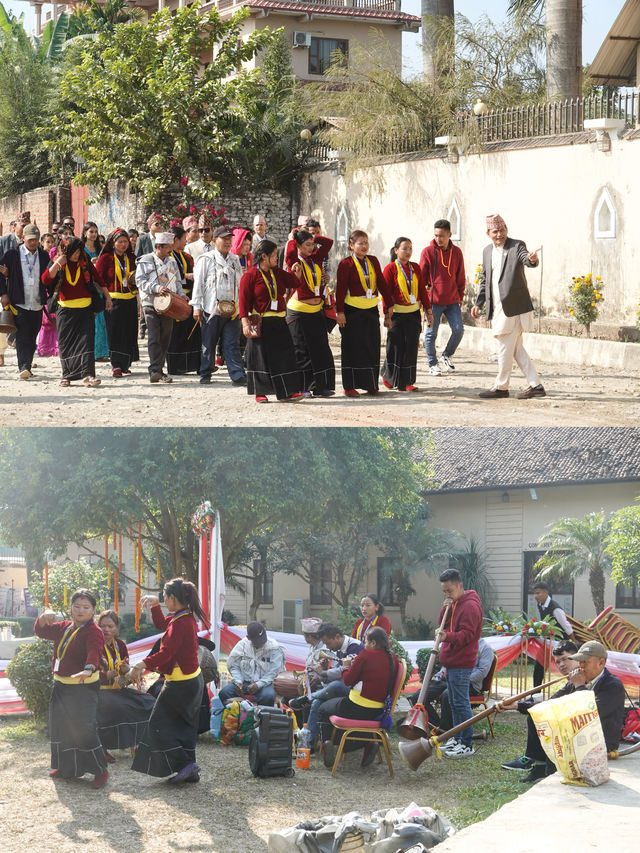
[0,714,528,853]
[1,339,638,427]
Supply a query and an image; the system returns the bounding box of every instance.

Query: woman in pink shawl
[232,228,253,273]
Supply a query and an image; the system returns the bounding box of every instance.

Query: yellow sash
[165,664,202,682]
[352,255,376,294]
[299,257,321,297]
[114,253,130,291]
[54,671,100,685]
[395,260,419,304]
[348,688,383,709]
[287,296,323,314]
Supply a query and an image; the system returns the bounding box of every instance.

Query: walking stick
[397,599,452,740]
[186,319,200,340]
[399,669,578,771]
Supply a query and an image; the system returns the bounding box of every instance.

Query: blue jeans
[424,303,464,366]
[200,314,245,381]
[218,681,275,707]
[306,680,349,742]
[445,667,473,747]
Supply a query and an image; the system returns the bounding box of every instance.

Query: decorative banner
[191,500,216,537]
[193,504,225,662]
[105,534,110,590]
[44,563,49,607]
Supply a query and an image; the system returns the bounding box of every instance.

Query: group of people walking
[0,209,546,401]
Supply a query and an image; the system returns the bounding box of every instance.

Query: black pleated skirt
[339,305,381,391]
[97,687,156,750]
[381,310,421,389]
[245,317,301,399]
[131,674,203,777]
[104,298,140,371]
[56,306,95,380]
[49,680,107,777]
[286,308,335,393]
[167,308,201,375]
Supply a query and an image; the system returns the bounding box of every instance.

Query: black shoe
[520,763,548,783]
[361,743,378,768]
[199,376,211,384]
[322,740,336,769]
[232,377,247,387]
[479,388,509,398]
[501,756,534,771]
[288,696,311,711]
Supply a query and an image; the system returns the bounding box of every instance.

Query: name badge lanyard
[398,261,417,304]
[23,249,38,289]
[54,621,87,672]
[260,269,279,311]
[300,256,320,296]
[354,256,373,299]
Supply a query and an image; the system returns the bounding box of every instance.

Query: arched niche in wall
[335,204,349,254]
[447,198,461,241]
[594,187,617,240]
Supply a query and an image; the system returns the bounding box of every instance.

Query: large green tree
[44,3,276,204]
[607,501,640,587]
[0,428,432,594]
[534,511,611,615]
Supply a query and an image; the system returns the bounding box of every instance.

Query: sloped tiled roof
[245,0,420,24]
[426,428,640,493]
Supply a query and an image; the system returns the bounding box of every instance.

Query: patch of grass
[0,717,45,742]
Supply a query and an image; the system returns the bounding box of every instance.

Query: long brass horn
[398,669,575,771]
[397,599,452,740]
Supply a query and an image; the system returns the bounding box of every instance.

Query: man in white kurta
[472,214,545,399]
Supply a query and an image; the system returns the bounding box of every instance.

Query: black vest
[537,597,565,637]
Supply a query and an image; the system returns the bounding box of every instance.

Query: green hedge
[6,638,54,720]
[0,620,21,637]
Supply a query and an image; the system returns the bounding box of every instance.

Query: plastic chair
[469,653,498,738]
[328,658,407,777]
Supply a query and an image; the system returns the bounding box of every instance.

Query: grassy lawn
[0,710,531,853]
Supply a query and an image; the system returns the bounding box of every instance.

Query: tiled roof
[426,428,640,493]
[245,0,420,23]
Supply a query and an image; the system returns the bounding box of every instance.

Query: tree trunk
[422,0,454,84]
[545,0,582,100]
[588,563,605,616]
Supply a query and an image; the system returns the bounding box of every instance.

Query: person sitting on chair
[318,626,398,769]
[219,621,284,707]
[289,623,363,751]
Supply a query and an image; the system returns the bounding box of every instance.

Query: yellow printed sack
[528,690,609,787]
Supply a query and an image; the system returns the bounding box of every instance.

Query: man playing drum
[136,232,188,384]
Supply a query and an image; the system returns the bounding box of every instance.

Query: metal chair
[469,653,498,738]
[328,658,407,777]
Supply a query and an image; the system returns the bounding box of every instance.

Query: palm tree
[450,535,495,610]
[68,0,142,38]
[533,511,611,615]
[421,0,454,84]
[508,0,582,100]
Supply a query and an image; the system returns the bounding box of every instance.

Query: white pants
[493,326,540,390]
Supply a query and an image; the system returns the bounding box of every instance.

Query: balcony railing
[309,92,640,162]
[215,0,400,10]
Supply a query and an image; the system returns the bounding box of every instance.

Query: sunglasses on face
[199,228,212,233]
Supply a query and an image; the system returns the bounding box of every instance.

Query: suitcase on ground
[248,705,295,778]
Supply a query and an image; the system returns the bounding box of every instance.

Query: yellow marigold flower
[591,301,596,306]
[596,276,602,281]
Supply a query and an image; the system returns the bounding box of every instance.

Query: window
[310,563,332,605]
[594,187,616,239]
[253,558,273,605]
[522,551,573,616]
[377,556,401,607]
[616,583,640,609]
[309,38,348,76]
[447,198,461,241]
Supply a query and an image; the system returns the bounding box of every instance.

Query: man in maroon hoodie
[437,568,483,758]
[419,220,466,376]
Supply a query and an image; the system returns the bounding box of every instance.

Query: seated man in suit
[500,640,625,782]
[472,213,545,400]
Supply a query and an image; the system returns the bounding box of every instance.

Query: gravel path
[1,339,638,426]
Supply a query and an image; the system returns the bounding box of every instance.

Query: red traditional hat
[486,214,507,230]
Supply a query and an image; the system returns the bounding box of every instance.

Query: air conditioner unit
[292,31,312,48]
[282,599,309,633]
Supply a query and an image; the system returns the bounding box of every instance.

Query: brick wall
[0,185,70,235]
[87,180,297,246]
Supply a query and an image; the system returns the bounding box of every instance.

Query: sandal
[83,376,101,388]
[60,379,70,387]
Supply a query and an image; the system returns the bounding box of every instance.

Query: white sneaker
[428,364,441,376]
[443,737,457,749]
[445,742,475,758]
[440,355,455,373]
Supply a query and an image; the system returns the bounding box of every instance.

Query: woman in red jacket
[381,237,432,392]
[335,230,393,397]
[239,239,304,404]
[285,228,335,397]
[130,578,207,783]
[318,627,398,768]
[352,593,392,641]
[34,588,109,788]
[96,609,155,760]
[42,237,112,387]
[94,229,139,378]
